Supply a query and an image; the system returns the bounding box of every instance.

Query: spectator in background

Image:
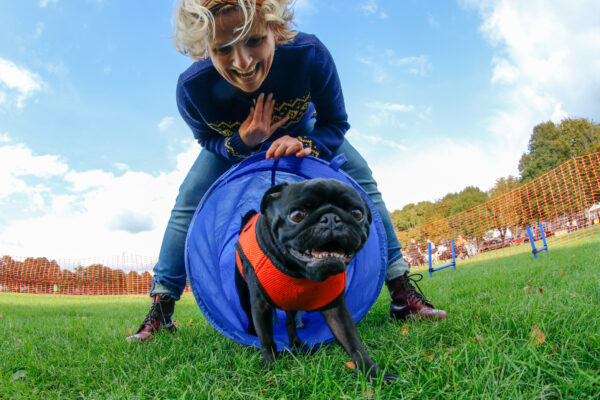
[408,238,422,267]
[455,234,468,259]
[427,239,436,254]
[437,236,450,260]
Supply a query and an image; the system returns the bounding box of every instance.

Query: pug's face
[260,178,372,282]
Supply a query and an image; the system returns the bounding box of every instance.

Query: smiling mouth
[232,64,259,81]
[288,248,353,264]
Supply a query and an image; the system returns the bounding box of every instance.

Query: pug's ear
[260,183,289,214]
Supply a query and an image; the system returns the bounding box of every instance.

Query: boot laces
[403,273,433,307]
[142,296,173,329]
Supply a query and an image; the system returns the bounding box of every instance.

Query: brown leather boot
[126,294,177,342]
[386,273,447,321]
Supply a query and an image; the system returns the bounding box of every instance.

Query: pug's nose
[319,213,342,229]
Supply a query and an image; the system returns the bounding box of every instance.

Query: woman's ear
[269,24,286,45]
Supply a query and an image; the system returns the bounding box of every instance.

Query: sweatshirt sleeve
[176,76,254,161]
[296,37,350,159]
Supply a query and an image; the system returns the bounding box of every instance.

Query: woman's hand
[239,93,289,149]
[266,135,312,160]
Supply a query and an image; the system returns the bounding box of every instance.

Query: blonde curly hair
[173,0,297,61]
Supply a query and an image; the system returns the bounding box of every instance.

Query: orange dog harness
[236,213,346,311]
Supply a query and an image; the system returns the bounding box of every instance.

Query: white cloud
[0,58,45,109]
[367,102,415,113]
[358,51,432,83]
[114,162,130,172]
[293,0,316,15]
[0,142,68,199]
[360,0,378,15]
[364,137,518,210]
[34,22,45,39]
[361,0,600,211]
[428,13,440,27]
[490,56,518,84]
[39,0,59,8]
[461,0,600,153]
[291,0,317,25]
[550,102,568,124]
[363,135,408,152]
[364,102,415,129]
[388,55,432,76]
[107,209,155,234]
[64,169,117,192]
[39,0,58,8]
[359,0,387,19]
[158,116,175,131]
[0,138,199,259]
[357,56,388,83]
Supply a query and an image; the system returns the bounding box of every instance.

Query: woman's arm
[176,78,255,161]
[263,37,350,160]
[299,36,350,159]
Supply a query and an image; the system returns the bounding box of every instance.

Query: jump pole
[429,239,457,277]
[526,222,549,259]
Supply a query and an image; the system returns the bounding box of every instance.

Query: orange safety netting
[397,152,600,268]
[1,153,599,295]
[0,255,191,295]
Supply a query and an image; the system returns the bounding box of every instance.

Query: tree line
[391,118,600,231]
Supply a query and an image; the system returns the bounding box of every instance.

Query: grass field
[1,238,599,399]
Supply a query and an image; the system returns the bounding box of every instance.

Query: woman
[127,0,446,343]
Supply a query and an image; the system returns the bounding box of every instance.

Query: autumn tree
[489,175,521,199]
[390,201,432,230]
[519,118,600,182]
[391,186,489,230]
[446,186,490,215]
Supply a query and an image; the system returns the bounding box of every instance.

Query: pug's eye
[351,209,364,221]
[289,210,307,223]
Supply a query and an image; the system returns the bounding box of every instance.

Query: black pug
[234,178,397,382]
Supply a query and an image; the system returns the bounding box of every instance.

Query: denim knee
[150,150,235,298]
[332,140,404,265]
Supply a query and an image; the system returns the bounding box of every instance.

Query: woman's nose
[232,47,252,70]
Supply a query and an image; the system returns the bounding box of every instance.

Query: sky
[1,0,599,261]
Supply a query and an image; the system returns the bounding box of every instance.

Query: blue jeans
[150,139,408,299]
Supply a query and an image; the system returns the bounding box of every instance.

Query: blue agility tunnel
[185,153,387,351]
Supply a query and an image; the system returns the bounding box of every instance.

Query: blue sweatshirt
[176,32,350,161]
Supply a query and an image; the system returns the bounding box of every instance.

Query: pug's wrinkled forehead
[282,179,365,209]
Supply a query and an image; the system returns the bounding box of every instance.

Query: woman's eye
[246,36,265,47]
[289,210,307,223]
[351,209,364,221]
[214,45,232,55]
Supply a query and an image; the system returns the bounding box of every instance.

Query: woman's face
[208,9,276,93]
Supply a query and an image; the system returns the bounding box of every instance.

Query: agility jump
[428,239,457,277]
